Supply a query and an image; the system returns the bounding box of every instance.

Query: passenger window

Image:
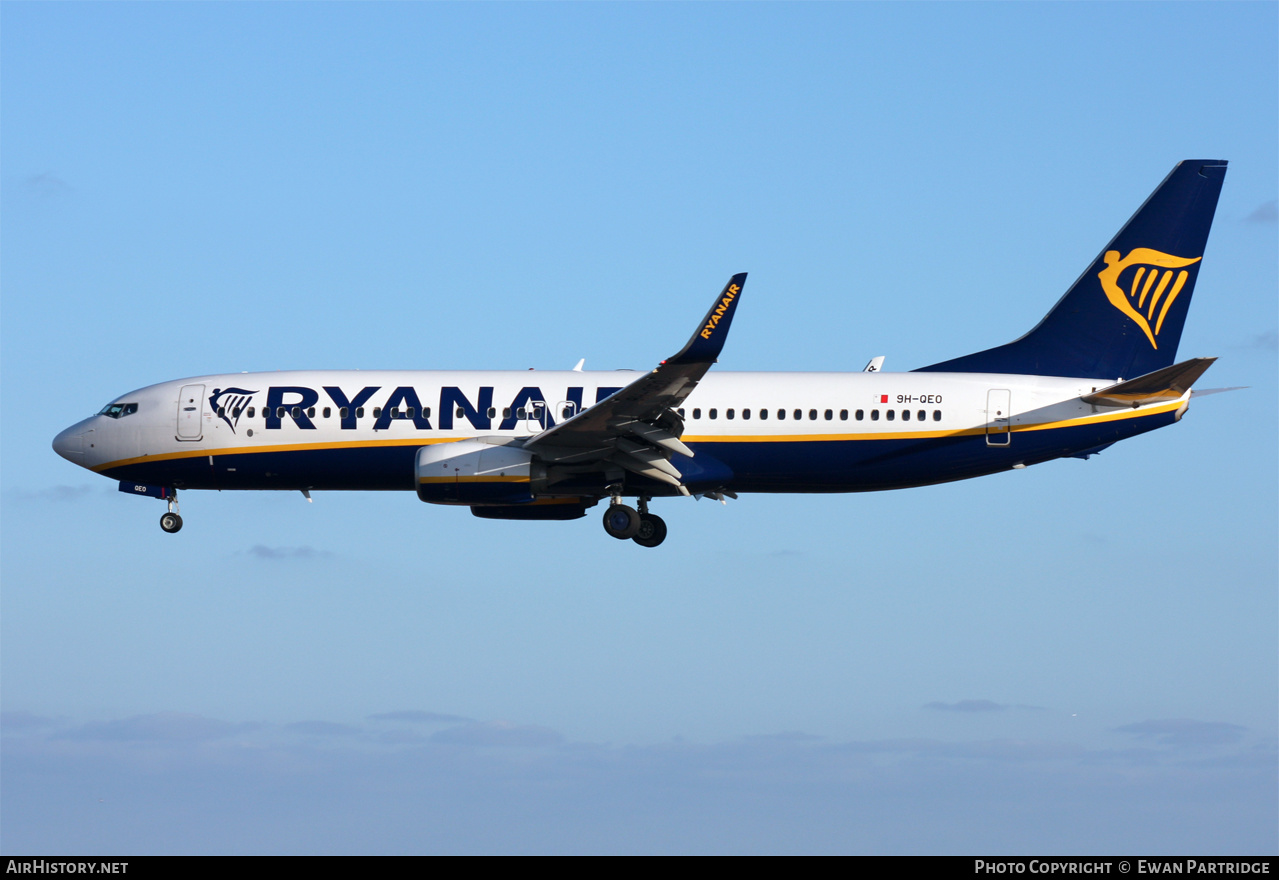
[307,407,316,418]
[693,408,701,419]
[777,409,785,420]
[373,407,382,418]
[793,409,802,420]
[855,409,864,420]
[291,407,302,419]
[339,407,348,419]
[218,406,226,417]
[677,408,685,418]
[759,409,767,420]
[423,407,431,418]
[503,408,511,419]
[323,407,331,418]
[933,410,941,421]
[516,408,527,420]
[248,407,255,418]
[727,409,735,420]
[356,407,364,418]
[902,410,910,421]
[871,410,880,421]
[232,407,242,418]
[488,407,497,419]
[277,407,286,419]
[886,410,895,421]
[824,409,833,420]
[406,407,416,418]
[809,409,817,420]
[742,408,750,420]
[709,408,718,420]
[456,407,465,418]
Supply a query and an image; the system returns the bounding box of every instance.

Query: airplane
[53,159,1228,548]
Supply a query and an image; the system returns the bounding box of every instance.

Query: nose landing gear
[159,492,183,533]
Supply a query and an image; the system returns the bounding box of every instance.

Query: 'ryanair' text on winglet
[666,273,748,366]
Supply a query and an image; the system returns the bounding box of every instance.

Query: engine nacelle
[416,439,545,506]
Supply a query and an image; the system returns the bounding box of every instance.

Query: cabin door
[176,384,205,441]
[985,389,1011,447]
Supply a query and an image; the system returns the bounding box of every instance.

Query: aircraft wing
[524,273,747,492]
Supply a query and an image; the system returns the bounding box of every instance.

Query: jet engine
[415,439,546,506]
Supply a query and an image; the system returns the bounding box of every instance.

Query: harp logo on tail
[1097,248,1201,349]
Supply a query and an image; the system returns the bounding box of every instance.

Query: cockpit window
[98,402,139,419]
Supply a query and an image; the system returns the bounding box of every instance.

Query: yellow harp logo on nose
[1098,248,1201,349]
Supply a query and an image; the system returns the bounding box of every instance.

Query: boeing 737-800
[53,160,1228,547]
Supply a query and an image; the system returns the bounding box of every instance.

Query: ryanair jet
[53,160,1228,547]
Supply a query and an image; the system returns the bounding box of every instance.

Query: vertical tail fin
[916,160,1227,379]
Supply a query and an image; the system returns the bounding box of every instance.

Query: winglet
[666,273,748,365]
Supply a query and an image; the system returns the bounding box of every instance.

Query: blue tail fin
[916,160,1227,379]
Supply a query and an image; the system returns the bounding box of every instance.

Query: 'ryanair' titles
[225,384,625,433]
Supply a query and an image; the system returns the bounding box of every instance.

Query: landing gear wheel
[632,513,667,548]
[160,512,183,534]
[602,504,641,539]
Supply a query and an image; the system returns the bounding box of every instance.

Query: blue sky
[2,2,1275,854]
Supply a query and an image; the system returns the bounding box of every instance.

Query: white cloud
[1115,719,1247,747]
[4,712,1273,853]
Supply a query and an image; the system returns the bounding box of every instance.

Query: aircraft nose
[52,421,93,463]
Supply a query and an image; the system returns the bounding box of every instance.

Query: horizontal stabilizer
[1082,357,1216,408]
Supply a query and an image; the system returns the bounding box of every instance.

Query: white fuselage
[53,368,1184,495]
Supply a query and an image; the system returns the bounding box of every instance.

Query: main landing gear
[159,491,182,533]
[601,496,667,548]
